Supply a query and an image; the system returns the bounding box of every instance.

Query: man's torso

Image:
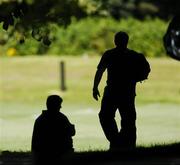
[98,47,139,95]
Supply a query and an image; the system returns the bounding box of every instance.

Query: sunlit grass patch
[0,56,180,151]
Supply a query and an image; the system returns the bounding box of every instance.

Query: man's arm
[92,68,105,101]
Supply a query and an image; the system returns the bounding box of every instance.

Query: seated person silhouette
[31,95,75,164]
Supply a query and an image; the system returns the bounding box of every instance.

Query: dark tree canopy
[0,0,87,45]
[99,0,180,20]
[0,0,180,46]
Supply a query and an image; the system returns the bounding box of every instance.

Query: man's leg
[99,88,119,149]
[118,96,137,148]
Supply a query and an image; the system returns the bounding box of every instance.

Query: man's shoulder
[103,48,116,55]
[105,48,142,55]
[127,49,146,60]
[128,49,141,55]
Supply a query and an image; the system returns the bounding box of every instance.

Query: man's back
[98,47,147,95]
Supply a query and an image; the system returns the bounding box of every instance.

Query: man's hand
[93,88,100,101]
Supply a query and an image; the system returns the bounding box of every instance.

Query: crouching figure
[31,95,75,164]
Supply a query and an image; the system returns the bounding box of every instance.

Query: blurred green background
[0,18,168,57]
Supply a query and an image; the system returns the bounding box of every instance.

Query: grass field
[1,143,180,165]
[0,56,180,152]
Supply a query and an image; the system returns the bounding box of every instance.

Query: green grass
[1,143,180,165]
[0,56,180,152]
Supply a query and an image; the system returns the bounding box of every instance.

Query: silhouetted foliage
[147,0,180,19]
[0,0,87,45]
[0,0,180,45]
[99,0,180,20]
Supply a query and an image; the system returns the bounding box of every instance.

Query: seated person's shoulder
[35,113,45,122]
[58,112,74,125]
[58,112,68,120]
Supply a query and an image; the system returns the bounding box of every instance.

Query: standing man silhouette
[92,31,150,150]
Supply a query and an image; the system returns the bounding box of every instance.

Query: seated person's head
[46,95,63,112]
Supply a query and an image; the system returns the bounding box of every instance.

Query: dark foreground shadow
[1,143,180,165]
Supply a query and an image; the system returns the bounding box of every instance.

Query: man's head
[114,31,129,49]
[46,95,63,112]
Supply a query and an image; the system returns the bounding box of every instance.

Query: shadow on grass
[0,142,180,165]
